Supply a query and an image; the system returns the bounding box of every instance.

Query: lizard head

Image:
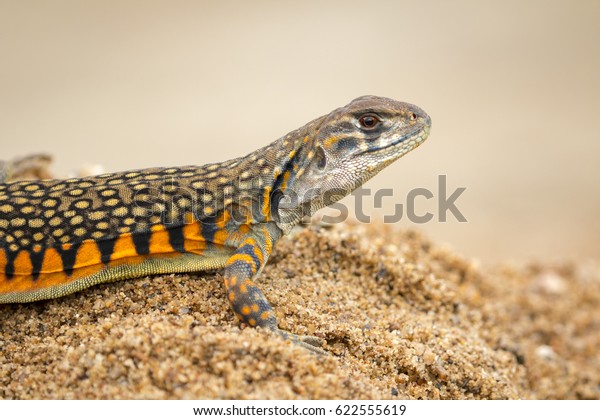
[275,95,431,230]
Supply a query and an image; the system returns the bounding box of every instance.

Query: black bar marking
[200,215,219,244]
[58,243,82,277]
[30,248,46,281]
[96,236,117,264]
[167,224,186,253]
[132,230,151,255]
[3,250,18,280]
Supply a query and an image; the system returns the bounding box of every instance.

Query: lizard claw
[276,330,329,355]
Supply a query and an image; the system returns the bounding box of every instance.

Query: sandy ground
[1,221,598,399]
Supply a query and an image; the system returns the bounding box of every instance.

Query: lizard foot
[276,330,328,356]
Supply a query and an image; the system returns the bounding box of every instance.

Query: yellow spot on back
[132,207,147,217]
[89,211,106,221]
[11,218,26,227]
[28,219,45,228]
[104,198,119,207]
[74,200,90,209]
[112,207,128,217]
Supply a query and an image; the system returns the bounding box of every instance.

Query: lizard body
[0,96,431,351]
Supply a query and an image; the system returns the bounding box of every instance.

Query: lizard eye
[358,114,381,130]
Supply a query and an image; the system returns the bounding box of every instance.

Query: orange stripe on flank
[73,240,102,270]
[0,249,6,276]
[111,234,138,262]
[184,212,196,225]
[13,250,33,276]
[148,227,175,255]
[216,210,231,229]
[40,247,63,274]
[0,259,104,295]
[183,220,206,255]
[213,210,232,245]
[213,229,229,246]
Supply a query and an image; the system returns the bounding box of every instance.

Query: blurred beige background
[1,0,599,263]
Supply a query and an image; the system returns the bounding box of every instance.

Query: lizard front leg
[223,227,326,354]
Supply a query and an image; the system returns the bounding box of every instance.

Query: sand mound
[1,223,598,399]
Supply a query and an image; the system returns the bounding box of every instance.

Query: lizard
[0,95,431,352]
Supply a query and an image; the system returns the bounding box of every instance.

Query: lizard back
[0,117,324,301]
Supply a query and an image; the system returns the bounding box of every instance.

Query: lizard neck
[216,115,324,233]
